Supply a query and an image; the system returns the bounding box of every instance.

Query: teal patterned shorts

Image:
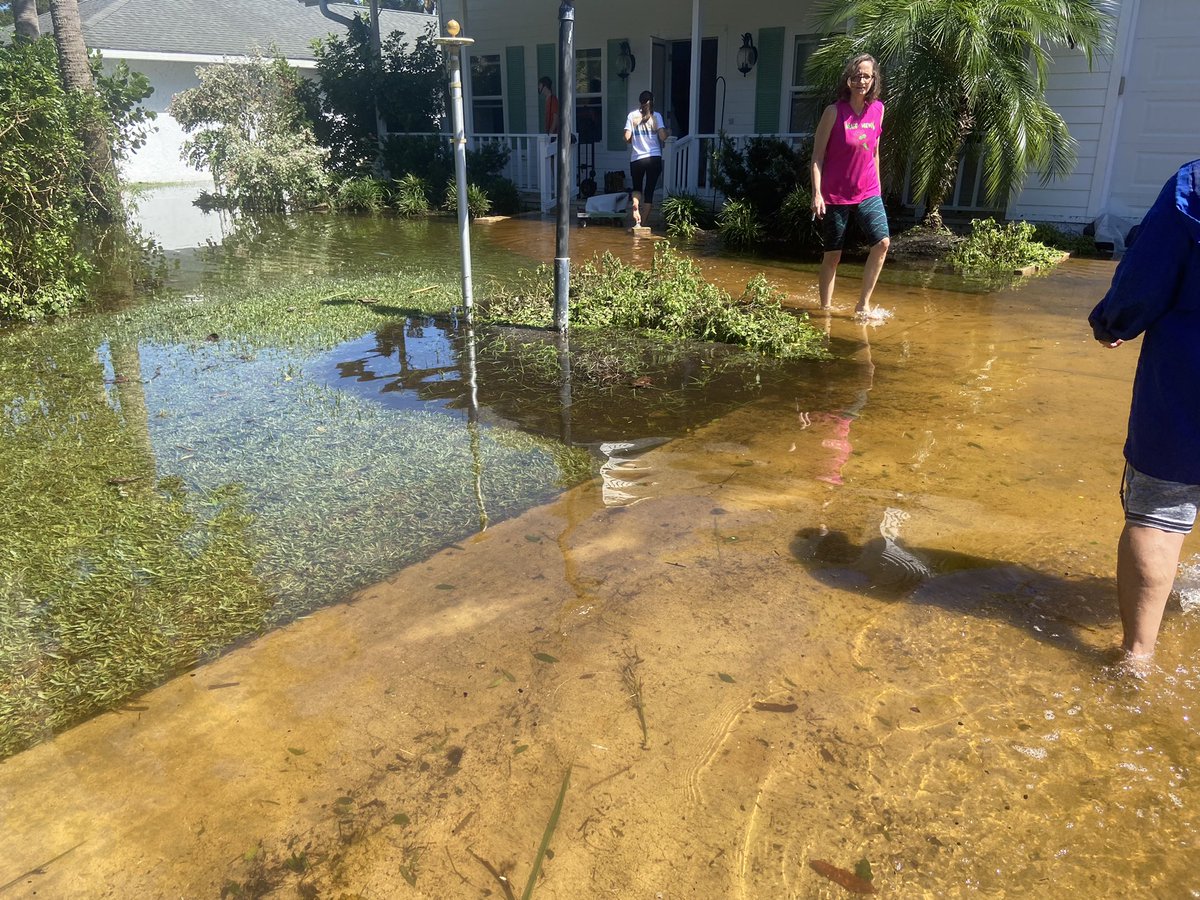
[821,194,890,252]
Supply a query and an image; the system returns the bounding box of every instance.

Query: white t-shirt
[625,110,665,161]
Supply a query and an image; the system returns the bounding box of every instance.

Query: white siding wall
[441,0,819,188]
[1006,44,1121,224]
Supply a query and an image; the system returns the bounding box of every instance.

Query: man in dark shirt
[1089,159,1200,664]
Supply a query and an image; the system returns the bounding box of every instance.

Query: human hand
[1098,338,1124,348]
[630,112,643,127]
[811,195,825,219]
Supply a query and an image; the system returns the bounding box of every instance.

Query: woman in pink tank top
[811,54,890,318]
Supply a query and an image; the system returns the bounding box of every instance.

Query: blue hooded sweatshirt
[1089,159,1200,484]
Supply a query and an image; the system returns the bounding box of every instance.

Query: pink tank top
[821,100,884,205]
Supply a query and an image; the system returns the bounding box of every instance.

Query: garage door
[1107,0,1200,219]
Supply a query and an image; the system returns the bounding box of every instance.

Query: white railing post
[663,136,677,195]
[538,134,553,212]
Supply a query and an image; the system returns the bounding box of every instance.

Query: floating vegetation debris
[809,858,877,894]
[621,649,650,750]
[521,766,571,900]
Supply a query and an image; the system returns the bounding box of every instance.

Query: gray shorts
[1121,463,1200,534]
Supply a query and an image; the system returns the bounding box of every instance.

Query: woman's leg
[854,197,891,314]
[629,160,647,225]
[856,236,890,314]
[819,250,841,309]
[640,157,663,226]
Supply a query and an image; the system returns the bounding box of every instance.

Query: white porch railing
[473,133,573,212]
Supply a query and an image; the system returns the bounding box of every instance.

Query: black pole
[553,0,575,333]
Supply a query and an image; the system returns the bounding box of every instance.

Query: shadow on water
[790,526,1116,660]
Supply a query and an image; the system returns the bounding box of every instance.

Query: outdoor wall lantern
[736,32,758,76]
[617,40,636,79]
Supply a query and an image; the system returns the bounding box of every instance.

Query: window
[789,34,822,133]
[575,48,603,144]
[471,53,504,133]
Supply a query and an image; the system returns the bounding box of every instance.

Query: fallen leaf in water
[533,652,558,663]
[287,747,306,756]
[392,812,410,826]
[631,376,653,388]
[717,672,736,683]
[809,859,876,893]
[855,857,874,882]
[435,583,455,591]
[752,701,798,713]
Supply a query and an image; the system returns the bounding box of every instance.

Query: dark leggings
[630,156,664,200]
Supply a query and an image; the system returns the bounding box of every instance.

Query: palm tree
[13,0,43,41]
[807,0,1115,229]
[48,0,120,220]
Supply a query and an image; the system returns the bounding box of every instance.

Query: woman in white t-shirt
[623,90,668,227]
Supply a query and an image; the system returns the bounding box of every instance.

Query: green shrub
[480,242,828,360]
[661,193,717,239]
[711,136,811,224]
[443,179,493,218]
[0,39,91,322]
[776,186,823,255]
[1031,223,1101,258]
[307,19,444,176]
[382,134,452,195]
[170,53,330,210]
[718,199,764,250]
[393,172,429,218]
[948,218,1066,273]
[334,176,387,211]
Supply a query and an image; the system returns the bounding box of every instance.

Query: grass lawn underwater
[0,249,830,758]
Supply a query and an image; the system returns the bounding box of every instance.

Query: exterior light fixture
[736,32,758,76]
[617,40,636,79]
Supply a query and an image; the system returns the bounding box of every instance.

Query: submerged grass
[0,238,833,758]
[0,271,593,759]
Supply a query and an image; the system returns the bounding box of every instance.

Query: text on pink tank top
[821,100,884,205]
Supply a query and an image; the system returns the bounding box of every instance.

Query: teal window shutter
[537,43,555,131]
[606,39,630,151]
[754,27,785,133]
[506,46,527,133]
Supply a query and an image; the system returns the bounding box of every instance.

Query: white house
[24,0,436,184]
[437,0,1200,229]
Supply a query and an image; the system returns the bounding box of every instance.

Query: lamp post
[435,20,475,321]
[553,0,575,333]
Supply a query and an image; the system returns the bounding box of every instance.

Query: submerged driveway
[2,258,1196,898]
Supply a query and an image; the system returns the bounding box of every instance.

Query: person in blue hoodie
[1089,158,1200,663]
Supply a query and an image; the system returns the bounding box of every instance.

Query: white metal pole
[436,22,476,321]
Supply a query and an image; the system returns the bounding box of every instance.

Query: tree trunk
[13,0,41,41]
[920,108,974,232]
[49,0,120,221]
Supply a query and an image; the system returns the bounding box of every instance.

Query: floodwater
[2,204,1198,897]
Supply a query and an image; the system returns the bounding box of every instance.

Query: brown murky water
[2,218,1198,898]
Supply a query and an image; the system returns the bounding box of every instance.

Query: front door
[665,37,718,137]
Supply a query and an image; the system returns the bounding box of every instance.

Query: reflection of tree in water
[0,330,268,758]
